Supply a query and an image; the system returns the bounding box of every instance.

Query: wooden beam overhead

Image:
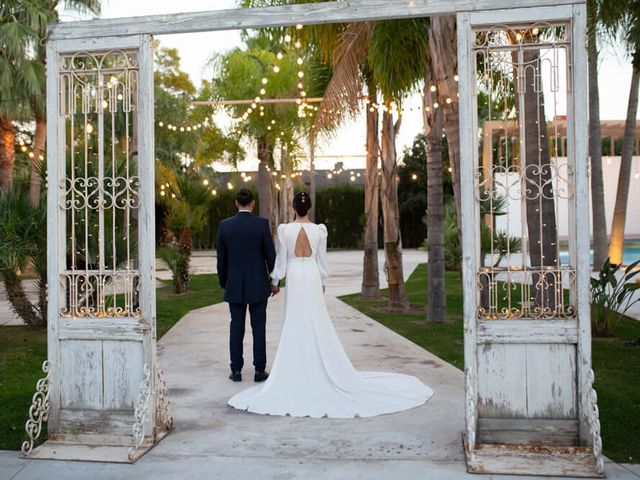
[48,0,585,40]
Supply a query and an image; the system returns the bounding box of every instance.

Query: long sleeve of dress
[270,224,287,286]
[316,224,329,284]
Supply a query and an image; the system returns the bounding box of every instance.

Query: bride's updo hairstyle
[292,192,311,217]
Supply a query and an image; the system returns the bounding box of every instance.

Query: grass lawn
[0,273,224,451]
[340,263,640,464]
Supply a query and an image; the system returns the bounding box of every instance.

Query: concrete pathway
[1,250,638,479]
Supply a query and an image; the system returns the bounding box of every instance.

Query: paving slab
[1,250,637,479]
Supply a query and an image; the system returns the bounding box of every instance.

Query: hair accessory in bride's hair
[293,191,311,216]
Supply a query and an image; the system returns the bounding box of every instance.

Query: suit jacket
[216,212,276,304]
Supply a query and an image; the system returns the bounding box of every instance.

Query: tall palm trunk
[609,65,640,265]
[519,47,558,310]
[279,146,294,223]
[380,110,408,310]
[428,15,461,226]
[361,83,380,298]
[29,117,46,207]
[588,0,608,271]
[0,116,15,190]
[257,135,277,236]
[423,75,447,323]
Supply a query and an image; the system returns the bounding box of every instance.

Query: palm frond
[313,21,372,136]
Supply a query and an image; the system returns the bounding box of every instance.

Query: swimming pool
[559,246,640,266]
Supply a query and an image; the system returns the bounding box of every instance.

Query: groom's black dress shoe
[229,371,242,382]
[254,371,269,382]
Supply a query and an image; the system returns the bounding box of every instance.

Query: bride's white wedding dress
[228,222,433,418]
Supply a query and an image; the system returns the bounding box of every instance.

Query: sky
[61,0,640,172]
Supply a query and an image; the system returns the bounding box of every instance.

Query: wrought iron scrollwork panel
[473,22,577,321]
[59,49,141,319]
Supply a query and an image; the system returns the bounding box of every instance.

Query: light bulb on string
[284,34,292,42]
[273,65,280,73]
[277,52,284,60]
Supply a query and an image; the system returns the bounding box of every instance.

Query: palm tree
[423,61,447,322]
[0,0,50,191]
[313,19,428,309]
[31,1,101,206]
[209,36,309,235]
[603,0,640,265]
[310,21,383,299]
[588,0,609,270]
[368,19,429,309]
[428,16,462,226]
[361,76,381,298]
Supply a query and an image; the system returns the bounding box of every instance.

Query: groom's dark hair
[236,188,254,206]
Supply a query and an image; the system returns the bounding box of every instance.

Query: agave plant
[591,258,640,337]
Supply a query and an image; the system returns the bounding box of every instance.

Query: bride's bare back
[294,227,312,257]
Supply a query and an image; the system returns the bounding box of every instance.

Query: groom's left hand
[270,285,280,296]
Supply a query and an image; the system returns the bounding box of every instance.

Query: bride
[228,192,433,418]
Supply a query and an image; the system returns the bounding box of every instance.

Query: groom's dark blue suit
[216,211,276,373]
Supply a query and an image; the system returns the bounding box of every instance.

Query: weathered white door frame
[457,4,603,476]
[36,0,600,474]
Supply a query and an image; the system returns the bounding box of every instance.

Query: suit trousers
[229,300,267,373]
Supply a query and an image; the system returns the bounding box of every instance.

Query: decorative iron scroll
[61,271,141,318]
[61,176,140,211]
[21,361,51,456]
[472,22,576,320]
[59,48,140,320]
[156,367,174,432]
[587,369,605,475]
[59,49,139,116]
[128,363,152,460]
[477,267,576,320]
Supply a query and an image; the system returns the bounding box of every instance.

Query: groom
[216,188,278,383]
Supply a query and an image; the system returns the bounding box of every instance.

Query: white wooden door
[458,4,604,475]
[46,34,156,440]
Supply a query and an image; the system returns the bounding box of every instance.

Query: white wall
[494,156,640,241]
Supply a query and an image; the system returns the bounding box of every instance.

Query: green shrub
[315,184,365,249]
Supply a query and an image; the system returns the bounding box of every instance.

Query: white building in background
[494,156,640,241]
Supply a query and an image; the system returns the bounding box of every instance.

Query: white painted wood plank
[137,34,157,435]
[59,317,149,341]
[477,344,528,418]
[60,340,103,409]
[48,0,585,40]
[46,39,63,433]
[103,341,144,410]
[457,10,480,447]
[466,444,603,477]
[54,35,144,53]
[57,410,141,436]
[571,3,593,445]
[477,418,578,446]
[477,319,579,344]
[468,5,574,25]
[526,344,577,418]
